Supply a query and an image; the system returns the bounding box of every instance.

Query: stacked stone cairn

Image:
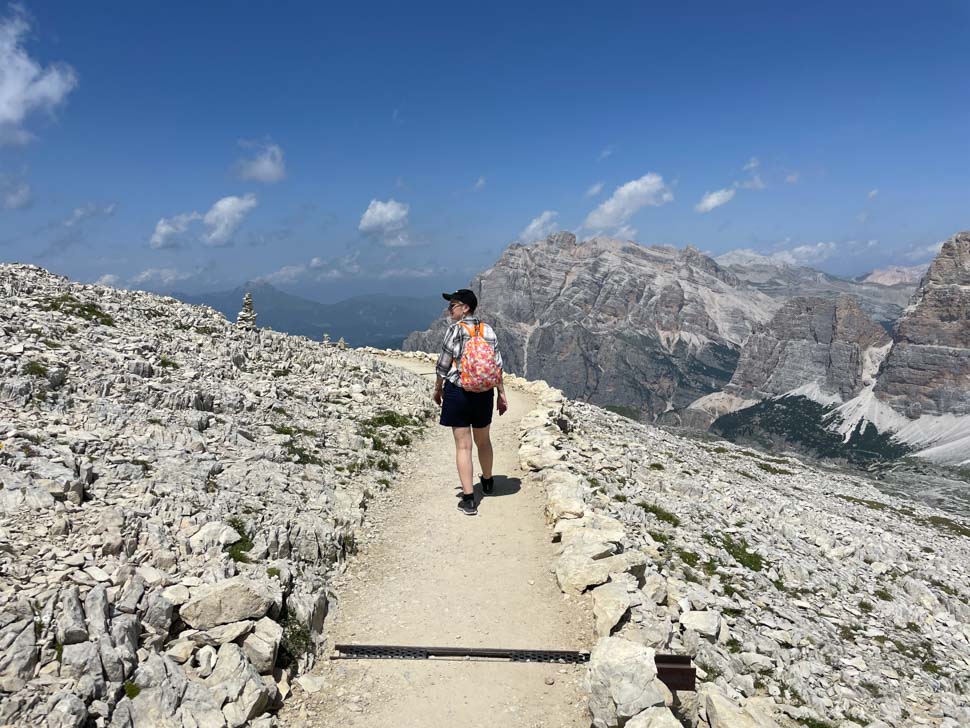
[236,293,257,332]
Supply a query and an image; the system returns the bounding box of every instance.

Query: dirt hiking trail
[279,357,593,728]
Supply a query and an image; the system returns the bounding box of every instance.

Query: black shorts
[439,380,494,429]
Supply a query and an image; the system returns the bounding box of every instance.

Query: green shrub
[362,410,419,428]
[721,534,763,571]
[613,493,628,503]
[795,718,836,728]
[24,361,48,377]
[675,549,699,567]
[43,293,115,326]
[158,356,179,369]
[225,518,254,563]
[756,461,792,475]
[648,462,665,471]
[123,681,141,699]
[394,432,412,447]
[266,567,281,579]
[874,588,892,601]
[858,599,874,614]
[278,613,312,668]
[636,501,680,527]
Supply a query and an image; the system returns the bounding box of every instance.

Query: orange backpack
[457,322,502,393]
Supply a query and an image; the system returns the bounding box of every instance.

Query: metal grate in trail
[332,643,696,691]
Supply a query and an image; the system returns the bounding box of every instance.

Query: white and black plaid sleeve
[435,323,461,379]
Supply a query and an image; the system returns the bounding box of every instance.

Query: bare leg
[452,427,474,495]
[472,425,493,480]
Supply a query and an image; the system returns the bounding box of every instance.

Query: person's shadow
[456,475,522,499]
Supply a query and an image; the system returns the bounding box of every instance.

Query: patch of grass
[123,681,141,699]
[43,293,115,326]
[278,613,312,668]
[858,599,874,614]
[928,578,959,598]
[266,567,281,579]
[859,680,881,697]
[148,417,162,425]
[271,423,315,437]
[371,435,391,453]
[376,477,392,488]
[373,457,396,472]
[272,368,291,378]
[55,641,63,662]
[42,338,59,348]
[394,432,412,447]
[922,659,942,675]
[613,493,628,503]
[286,443,322,466]
[24,361,49,377]
[722,583,739,598]
[721,534,763,571]
[224,517,254,563]
[837,494,891,511]
[604,404,640,421]
[636,501,680,527]
[925,514,970,539]
[675,549,699,568]
[874,588,892,601]
[648,462,665,471]
[647,530,670,545]
[722,607,744,618]
[361,410,420,428]
[756,461,793,475]
[711,446,729,454]
[738,471,756,479]
[795,718,836,728]
[701,559,718,576]
[725,637,742,653]
[195,325,221,335]
[158,356,179,369]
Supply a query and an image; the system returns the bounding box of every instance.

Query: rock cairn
[236,292,257,331]
[519,380,970,727]
[0,264,433,727]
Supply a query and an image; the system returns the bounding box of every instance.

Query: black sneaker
[457,495,478,516]
[481,475,495,495]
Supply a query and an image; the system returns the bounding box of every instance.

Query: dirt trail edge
[278,356,593,728]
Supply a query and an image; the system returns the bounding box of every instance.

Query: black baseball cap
[442,288,477,311]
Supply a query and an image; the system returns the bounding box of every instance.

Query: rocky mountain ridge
[691,232,970,466]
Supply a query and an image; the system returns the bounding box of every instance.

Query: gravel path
[278,357,593,727]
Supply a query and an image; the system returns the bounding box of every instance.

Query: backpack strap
[458,321,483,338]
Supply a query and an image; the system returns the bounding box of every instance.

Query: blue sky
[0,1,967,301]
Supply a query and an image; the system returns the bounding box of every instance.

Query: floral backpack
[458,322,502,393]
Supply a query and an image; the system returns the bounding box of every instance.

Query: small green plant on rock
[874,587,892,601]
[158,356,179,369]
[278,613,312,668]
[858,599,874,614]
[43,293,115,326]
[225,518,254,563]
[123,681,141,699]
[24,361,49,377]
[636,501,680,527]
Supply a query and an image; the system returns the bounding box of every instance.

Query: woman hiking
[433,288,508,516]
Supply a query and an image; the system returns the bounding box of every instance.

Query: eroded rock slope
[0,264,433,727]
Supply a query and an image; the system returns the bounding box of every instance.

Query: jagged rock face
[727,295,890,401]
[717,252,914,325]
[875,232,970,417]
[405,233,776,419]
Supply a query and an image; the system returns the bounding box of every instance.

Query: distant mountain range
[173,281,441,349]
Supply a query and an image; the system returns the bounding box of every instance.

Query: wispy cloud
[473,176,486,191]
[235,140,286,183]
[868,188,879,200]
[904,240,944,261]
[785,172,799,184]
[95,274,119,286]
[742,157,760,171]
[597,144,615,162]
[2,181,30,209]
[738,174,765,190]
[63,202,117,227]
[519,210,559,242]
[585,181,604,198]
[0,7,78,144]
[583,173,673,233]
[150,194,257,249]
[150,211,201,250]
[130,267,193,286]
[694,188,735,213]
[203,194,257,245]
[359,198,411,246]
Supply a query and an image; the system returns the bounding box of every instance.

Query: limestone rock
[180,578,276,630]
[587,636,667,728]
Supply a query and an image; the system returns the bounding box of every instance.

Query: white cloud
[0,8,78,144]
[473,176,486,191]
[203,193,257,246]
[64,201,117,227]
[742,157,760,171]
[95,274,118,286]
[359,198,410,245]
[738,174,765,190]
[585,181,604,198]
[785,172,799,184]
[378,267,436,279]
[131,267,192,286]
[904,240,944,261]
[150,211,201,249]
[868,188,879,200]
[694,188,735,213]
[584,173,673,232]
[235,141,286,183]
[519,210,559,242]
[597,144,615,161]
[771,242,837,265]
[3,181,30,209]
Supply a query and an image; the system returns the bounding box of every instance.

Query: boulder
[180,578,276,630]
[587,636,667,728]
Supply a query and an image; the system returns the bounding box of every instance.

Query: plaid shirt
[435,316,504,387]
